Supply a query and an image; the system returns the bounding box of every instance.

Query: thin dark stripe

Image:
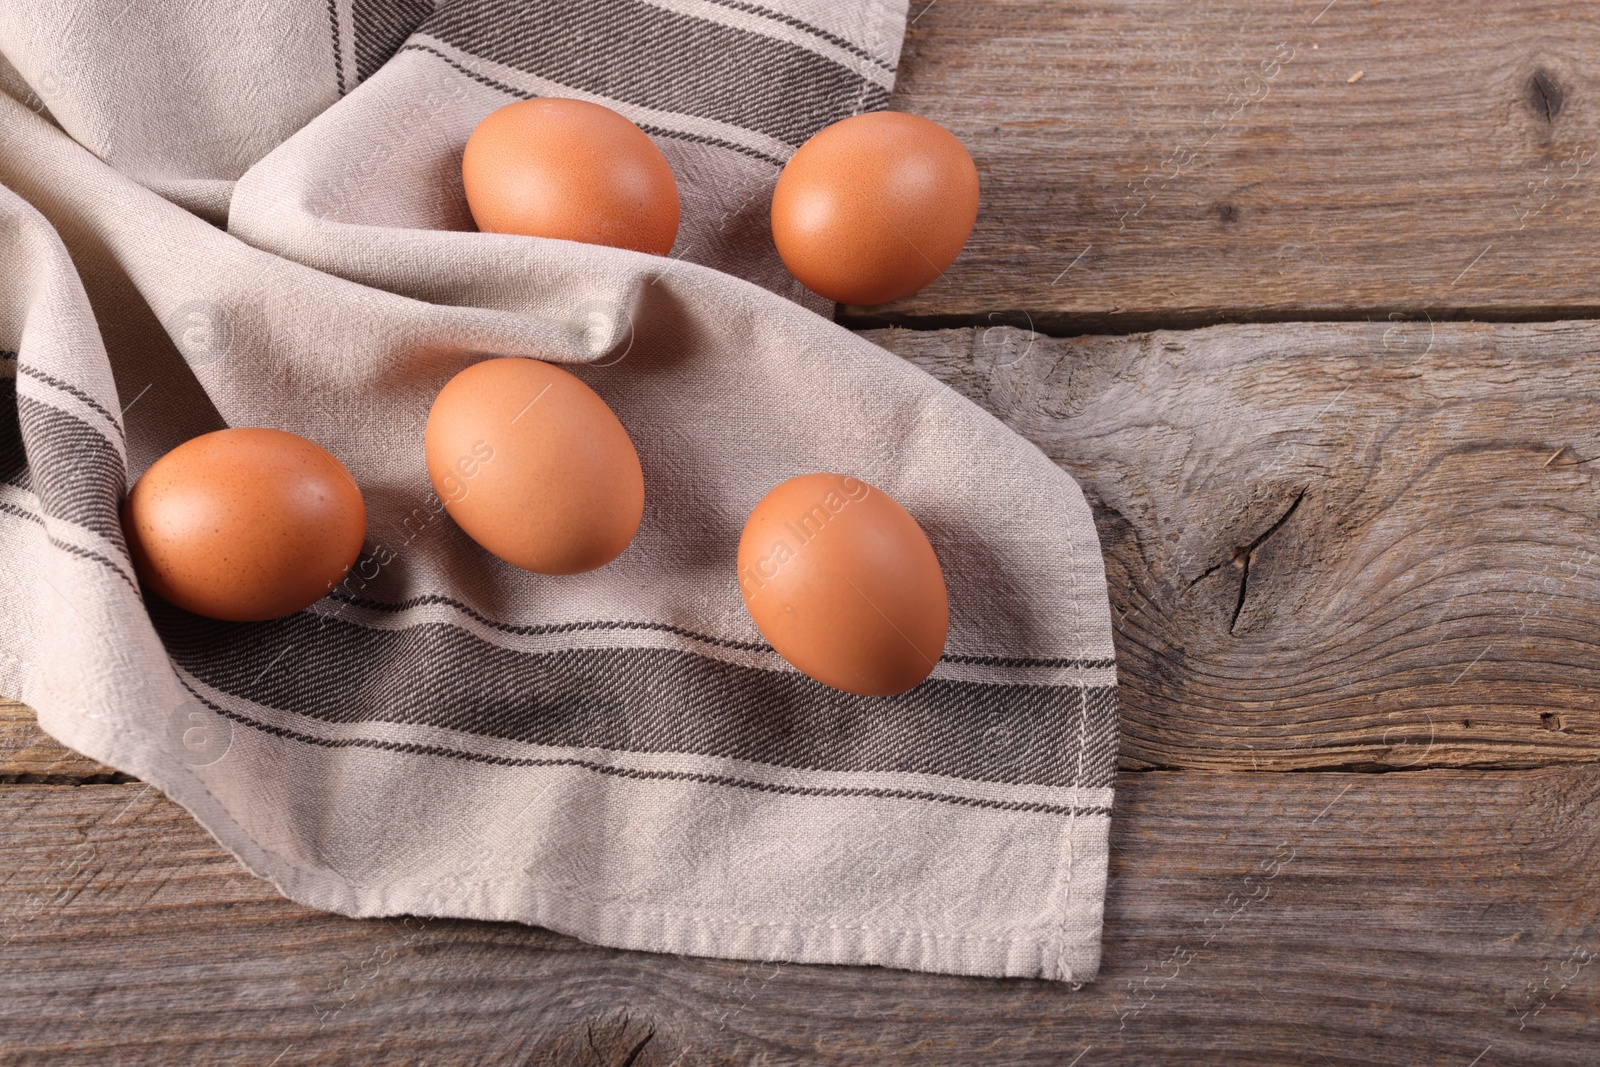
[415,0,888,147]
[943,653,1117,670]
[331,588,1111,670]
[0,499,41,526]
[400,44,787,166]
[181,679,1110,819]
[0,496,135,589]
[693,0,896,72]
[331,588,770,651]
[16,365,122,432]
[326,0,348,95]
[46,537,136,590]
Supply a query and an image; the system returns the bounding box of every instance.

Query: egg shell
[122,427,367,622]
[462,98,680,256]
[425,357,645,575]
[737,473,949,696]
[770,111,979,306]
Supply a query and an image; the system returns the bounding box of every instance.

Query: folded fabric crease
[0,0,1118,982]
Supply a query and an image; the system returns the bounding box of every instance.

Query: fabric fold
[0,0,1118,981]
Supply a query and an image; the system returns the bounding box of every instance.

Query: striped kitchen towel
[0,0,1118,981]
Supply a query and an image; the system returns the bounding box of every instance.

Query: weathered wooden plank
[1,769,1596,1064]
[873,320,1600,770]
[0,698,126,782]
[860,0,1600,330]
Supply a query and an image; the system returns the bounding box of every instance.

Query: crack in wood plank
[876,320,1600,771]
[1229,488,1307,635]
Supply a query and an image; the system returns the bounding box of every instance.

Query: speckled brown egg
[462,98,680,256]
[737,473,948,696]
[122,428,367,622]
[770,111,980,306]
[424,357,645,575]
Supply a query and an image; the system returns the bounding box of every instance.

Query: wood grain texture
[0,698,126,782]
[871,321,1600,771]
[2,770,1597,1065]
[855,0,1600,331]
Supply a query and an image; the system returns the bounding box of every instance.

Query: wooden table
[7,1,1600,1062]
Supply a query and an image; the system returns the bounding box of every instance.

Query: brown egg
[770,111,979,306]
[425,357,644,575]
[462,98,680,256]
[123,428,367,622]
[738,473,948,696]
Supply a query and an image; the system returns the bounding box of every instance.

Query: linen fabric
[0,0,1118,981]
